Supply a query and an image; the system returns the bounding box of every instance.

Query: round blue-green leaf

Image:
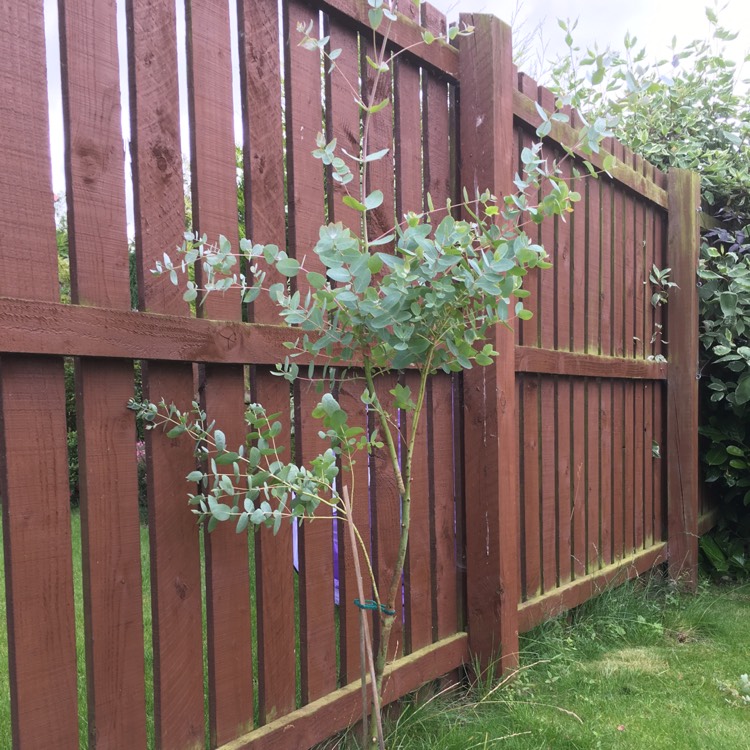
[277,257,301,277]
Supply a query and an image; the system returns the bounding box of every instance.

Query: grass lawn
[370,576,750,750]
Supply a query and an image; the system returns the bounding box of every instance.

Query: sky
[43,0,749,220]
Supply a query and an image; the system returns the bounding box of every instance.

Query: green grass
[360,575,750,750]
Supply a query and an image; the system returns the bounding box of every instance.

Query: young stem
[365,349,434,747]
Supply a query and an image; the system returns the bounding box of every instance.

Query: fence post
[666,168,701,588]
[459,14,520,673]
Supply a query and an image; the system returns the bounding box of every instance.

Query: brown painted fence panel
[0,4,80,748]
[0,4,700,748]
[60,0,149,744]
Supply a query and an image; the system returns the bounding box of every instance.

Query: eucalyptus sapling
[130,2,609,745]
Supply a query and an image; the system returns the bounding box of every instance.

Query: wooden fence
[0,1,703,748]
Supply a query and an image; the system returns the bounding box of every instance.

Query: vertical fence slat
[337,378,373,685]
[284,1,337,704]
[600,381,613,564]
[538,87,557,352]
[404,372,432,652]
[252,373,296,723]
[516,74,538,348]
[128,0,206,745]
[587,380,601,571]
[240,0,296,724]
[59,0,148,744]
[666,168,700,586]
[297,381,337,702]
[423,71,450,224]
[540,377,557,591]
[0,4,79,747]
[556,378,573,584]
[612,380,625,560]
[186,1,253,743]
[371,374,403,661]
[571,379,586,578]
[430,374,458,639]
[522,376,541,598]
[460,13,520,670]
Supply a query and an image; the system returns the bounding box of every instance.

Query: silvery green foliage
[129,395,378,534]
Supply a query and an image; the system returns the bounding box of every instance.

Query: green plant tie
[354,598,395,616]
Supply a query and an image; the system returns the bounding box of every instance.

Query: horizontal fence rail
[0,1,700,748]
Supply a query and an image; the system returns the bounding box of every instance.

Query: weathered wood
[127,0,205,744]
[252,373,296,722]
[59,0,148,744]
[571,379,586,578]
[666,168,700,587]
[218,633,469,750]
[0,4,79,747]
[586,380,601,571]
[556,378,573,585]
[516,74,540,347]
[540,377,557,591]
[600,381,613,564]
[515,347,667,380]
[430,374,458,639]
[404,372,432,652]
[538,86,557,352]
[570,111,587,355]
[521,375,541,599]
[337,377,374,685]
[518,543,667,633]
[239,0,296,722]
[512,89,668,208]
[239,0,287,325]
[297,379,337,702]
[370,374,403,660]
[187,0,253,742]
[319,0,459,80]
[460,13,520,671]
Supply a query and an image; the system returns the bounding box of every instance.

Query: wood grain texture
[252,373,296,722]
[239,0,287,325]
[538,85,557,352]
[242,0,297,724]
[460,13,520,671]
[404,372,433,652]
[362,34,395,255]
[59,0,148,744]
[337,377,373,686]
[540,377,557,592]
[219,634,469,750]
[666,169,700,586]
[320,0,459,79]
[512,90,667,208]
[571,379,586,578]
[327,20,363,244]
[430,374,458,639]
[297,379,337,702]
[599,382,613,565]
[516,74,539,347]
[0,3,79,747]
[284,0,327,292]
[556,378,573,585]
[515,347,667,380]
[586,380,601,571]
[370,374,403,660]
[519,544,667,632]
[187,1,253,742]
[521,375,541,599]
[127,0,205,744]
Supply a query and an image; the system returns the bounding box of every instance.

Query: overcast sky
[43,0,748,212]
